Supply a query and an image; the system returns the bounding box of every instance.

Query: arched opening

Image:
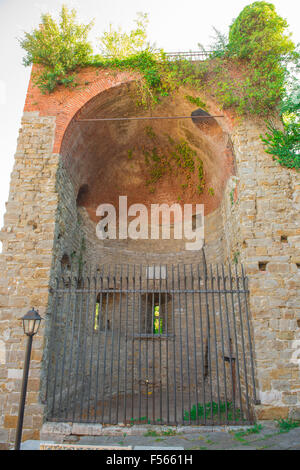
[57,82,235,267]
[48,81,256,425]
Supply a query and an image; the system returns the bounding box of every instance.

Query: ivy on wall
[261,83,300,169]
[138,127,205,195]
[19,2,299,169]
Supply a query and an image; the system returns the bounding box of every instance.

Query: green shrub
[98,12,155,58]
[276,418,300,432]
[19,5,94,92]
[261,121,300,169]
[261,81,300,169]
[209,1,296,115]
[228,2,294,60]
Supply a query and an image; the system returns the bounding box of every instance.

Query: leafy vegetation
[141,128,205,194]
[276,418,300,433]
[98,12,155,58]
[261,82,300,169]
[185,95,208,110]
[230,189,235,205]
[233,423,262,442]
[204,1,297,115]
[19,5,94,92]
[183,401,244,422]
[20,3,297,111]
[233,251,240,264]
[198,26,228,59]
[143,428,180,437]
[19,3,299,170]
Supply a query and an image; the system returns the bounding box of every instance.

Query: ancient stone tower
[0,63,299,448]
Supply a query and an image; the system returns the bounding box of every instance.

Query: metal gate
[46,262,257,426]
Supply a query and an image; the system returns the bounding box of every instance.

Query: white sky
[0,0,299,229]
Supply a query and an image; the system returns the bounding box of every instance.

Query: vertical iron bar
[79,272,91,421]
[190,264,199,425]
[241,264,257,408]
[228,263,244,422]
[216,265,229,424]
[152,265,155,424]
[123,264,129,424]
[197,264,206,424]
[101,266,111,424]
[65,273,79,421]
[108,268,117,423]
[165,265,170,425]
[177,264,184,424]
[159,264,163,424]
[50,275,66,419]
[58,271,73,415]
[235,264,251,421]
[116,265,123,424]
[183,264,192,425]
[46,276,59,416]
[204,261,213,422]
[145,265,149,424]
[210,265,221,424]
[131,265,136,423]
[171,264,177,425]
[138,264,142,423]
[87,268,98,421]
[94,267,104,421]
[72,275,85,422]
[222,264,236,422]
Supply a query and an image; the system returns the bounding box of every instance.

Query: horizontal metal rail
[75,115,224,122]
[54,288,249,294]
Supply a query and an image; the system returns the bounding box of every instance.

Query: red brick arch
[24,66,138,153]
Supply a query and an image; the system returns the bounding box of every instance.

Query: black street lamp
[14,308,42,450]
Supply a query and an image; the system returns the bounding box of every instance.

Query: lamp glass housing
[21,309,42,336]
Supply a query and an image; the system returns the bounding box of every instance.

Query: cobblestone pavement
[22,421,300,450]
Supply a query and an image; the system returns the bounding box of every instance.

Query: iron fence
[46,262,257,426]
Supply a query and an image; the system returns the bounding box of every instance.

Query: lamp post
[14,308,42,450]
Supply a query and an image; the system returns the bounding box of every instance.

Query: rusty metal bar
[76,115,224,122]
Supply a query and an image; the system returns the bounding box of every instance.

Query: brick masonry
[0,66,299,448]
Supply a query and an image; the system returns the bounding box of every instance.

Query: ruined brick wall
[0,67,299,448]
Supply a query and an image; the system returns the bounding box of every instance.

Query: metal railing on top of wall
[164,51,213,61]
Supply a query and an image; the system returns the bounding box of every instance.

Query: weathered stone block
[255,405,289,420]
[4,415,18,429]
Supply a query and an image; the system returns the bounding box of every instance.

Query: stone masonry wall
[0,112,58,448]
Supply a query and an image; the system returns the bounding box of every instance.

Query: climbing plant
[261,81,300,169]
[141,127,205,195]
[19,3,299,170]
